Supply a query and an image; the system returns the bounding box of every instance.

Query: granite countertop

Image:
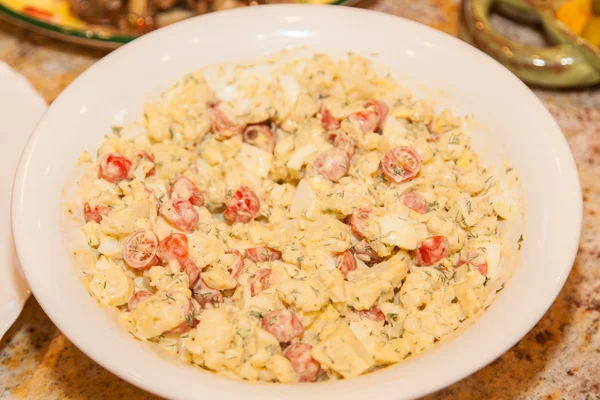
[0,0,599,398]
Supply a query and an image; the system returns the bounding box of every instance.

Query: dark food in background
[68,0,265,34]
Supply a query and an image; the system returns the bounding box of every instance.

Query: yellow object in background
[556,0,593,35]
[582,16,600,47]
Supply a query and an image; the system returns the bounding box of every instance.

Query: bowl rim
[12,4,583,400]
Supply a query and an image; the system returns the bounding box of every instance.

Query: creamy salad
[74,53,522,383]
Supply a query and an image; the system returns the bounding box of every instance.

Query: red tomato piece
[242,125,276,153]
[224,186,260,223]
[83,202,110,223]
[337,250,358,279]
[123,230,160,270]
[23,6,53,20]
[170,176,205,207]
[400,192,428,214]
[415,236,449,266]
[160,198,199,233]
[158,233,189,264]
[225,248,245,279]
[353,239,383,265]
[313,148,350,182]
[457,251,488,276]
[211,102,246,139]
[381,146,421,183]
[127,290,153,312]
[363,99,389,131]
[347,99,388,134]
[318,103,341,131]
[283,343,321,382]
[358,306,386,323]
[262,309,304,343]
[244,247,282,263]
[98,153,132,183]
[349,207,374,239]
[191,279,224,309]
[249,268,272,296]
[181,258,201,288]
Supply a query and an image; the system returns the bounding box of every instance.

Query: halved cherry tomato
[245,246,282,263]
[347,99,388,134]
[349,207,374,239]
[318,102,340,131]
[225,248,245,279]
[127,290,153,312]
[160,198,199,233]
[211,102,246,139]
[363,99,389,131]
[23,6,53,20]
[353,240,383,265]
[170,176,205,207]
[191,278,223,309]
[242,125,276,153]
[283,343,321,382]
[313,148,350,182]
[337,250,357,279]
[224,186,260,223]
[249,268,272,296]
[400,192,428,214]
[83,202,110,223]
[381,146,421,183]
[98,153,132,183]
[262,309,304,343]
[415,236,449,266]
[457,251,488,276]
[358,306,385,323]
[123,230,160,270]
[158,233,188,264]
[349,109,378,134]
[181,258,201,287]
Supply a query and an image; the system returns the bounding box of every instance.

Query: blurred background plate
[0,0,358,49]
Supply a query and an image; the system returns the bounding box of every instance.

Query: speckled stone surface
[0,0,599,398]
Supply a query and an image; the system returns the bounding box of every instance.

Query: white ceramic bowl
[12,5,582,400]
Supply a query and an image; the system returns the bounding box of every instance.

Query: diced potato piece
[378,214,417,250]
[312,323,374,378]
[89,267,133,307]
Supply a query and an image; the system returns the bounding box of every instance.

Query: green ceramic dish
[0,0,355,49]
[461,0,600,87]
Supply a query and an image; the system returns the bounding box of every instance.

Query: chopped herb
[185,308,196,326]
[496,283,505,294]
[387,313,399,323]
[111,126,123,136]
[427,201,439,212]
[518,234,524,250]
